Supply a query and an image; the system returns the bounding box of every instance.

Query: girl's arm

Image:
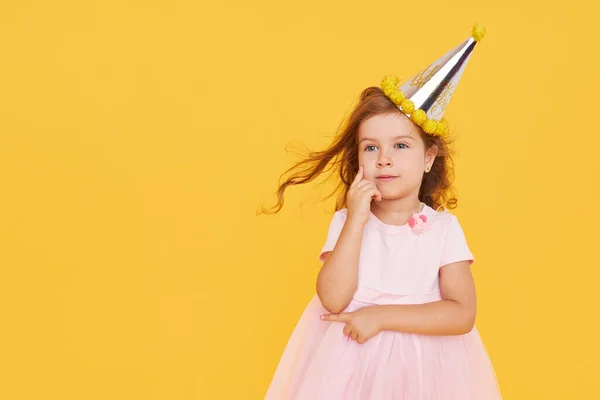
[316,216,364,314]
[374,260,477,335]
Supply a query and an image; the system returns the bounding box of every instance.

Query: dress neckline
[367,202,429,234]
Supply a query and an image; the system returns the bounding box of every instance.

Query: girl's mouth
[376,175,398,182]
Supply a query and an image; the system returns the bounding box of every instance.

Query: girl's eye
[364,143,407,151]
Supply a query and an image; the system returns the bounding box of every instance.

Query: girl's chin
[376,189,407,201]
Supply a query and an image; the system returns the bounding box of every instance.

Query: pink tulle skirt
[265,287,502,399]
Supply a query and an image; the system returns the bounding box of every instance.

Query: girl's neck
[370,198,423,226]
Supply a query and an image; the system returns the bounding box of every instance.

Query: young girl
[264,24,502,399]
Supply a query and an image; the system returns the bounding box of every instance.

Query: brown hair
[259,86,460,214]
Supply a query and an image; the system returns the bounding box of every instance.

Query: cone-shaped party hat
[380,23,486,137]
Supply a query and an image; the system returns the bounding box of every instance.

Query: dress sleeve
[440,215,475,267]
[318,210,348,262]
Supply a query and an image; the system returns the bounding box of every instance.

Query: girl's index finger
[320,312,350,322]
[350,166,363,188]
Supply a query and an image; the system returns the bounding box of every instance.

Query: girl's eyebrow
[358,134,415,144]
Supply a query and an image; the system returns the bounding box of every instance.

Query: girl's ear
[425,144,439,165]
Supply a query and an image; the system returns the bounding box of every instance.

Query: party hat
[380,23,486,137]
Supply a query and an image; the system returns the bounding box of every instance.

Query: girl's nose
[377,159,392,168]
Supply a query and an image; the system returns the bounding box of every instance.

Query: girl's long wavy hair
[260,86,460,214]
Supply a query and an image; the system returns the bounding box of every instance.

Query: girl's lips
[376,176,397,182]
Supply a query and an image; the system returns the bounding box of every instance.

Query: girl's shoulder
[427,204,455,221]
[425,204,462,232]
[328,208,348,220]
[322,208,348,230]
[426,205,472,242]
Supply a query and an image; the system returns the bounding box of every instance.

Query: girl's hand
[320,306,382,344]
[346,165,382,227]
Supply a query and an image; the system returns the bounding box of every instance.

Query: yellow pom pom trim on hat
[410,109,427,125]
[422,119,437,134]
[471,23,486,42]
[379,76,453,139]
[437,118,449,136]
[400,99,415,114]
[389,91,404,105]
[381,75,400,88]
[381,75,400,98]
[434,120,446,136]
[382,85,395,97]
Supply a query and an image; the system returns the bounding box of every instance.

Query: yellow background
[1,1,599,399]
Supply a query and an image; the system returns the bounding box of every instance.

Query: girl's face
[357,112,437,200]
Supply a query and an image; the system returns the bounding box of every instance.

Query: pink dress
[265,203,502,399]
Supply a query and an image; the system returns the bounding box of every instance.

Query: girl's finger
[346,329,353,342]
[372,188,382,201]
[343,324,352,336]
[350,166,363,188]
[351,331,358,341]
[361,184,381,199]
[321,312,350,322]
[356,179,376,191]
[361,183,381,199]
